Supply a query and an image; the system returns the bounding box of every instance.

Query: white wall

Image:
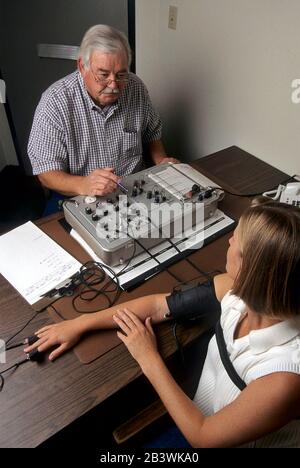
[136,0,300,176]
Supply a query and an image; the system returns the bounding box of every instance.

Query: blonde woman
[26,199,300,447]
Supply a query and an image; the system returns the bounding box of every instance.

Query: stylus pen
[117,181,128,193]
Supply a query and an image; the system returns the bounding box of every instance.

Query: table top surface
[0,146,288,447]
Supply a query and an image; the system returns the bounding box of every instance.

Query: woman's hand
[113,308,159,368]
[23,319,83,361]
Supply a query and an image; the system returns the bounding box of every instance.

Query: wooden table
[0,146,288,447]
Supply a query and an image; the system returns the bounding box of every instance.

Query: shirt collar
[249,317,300,355]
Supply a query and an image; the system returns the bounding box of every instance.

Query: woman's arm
[24,272,232,361]
[114,308,300,448]
[24,293,171,361]
[143,358,300,447]
[70,272,231,334]
[74,293,171,331]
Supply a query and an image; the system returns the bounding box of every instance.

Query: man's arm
[147,140,167,165]
[38,171,86,196]
[38,168,120,197]
[147,140,180,165]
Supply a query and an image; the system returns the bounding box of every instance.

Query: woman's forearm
[75,293,171,334]
[141,354,204,447]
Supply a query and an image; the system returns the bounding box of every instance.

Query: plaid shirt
[28,71,162,177]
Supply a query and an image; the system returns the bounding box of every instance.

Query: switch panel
[168,5,178,30]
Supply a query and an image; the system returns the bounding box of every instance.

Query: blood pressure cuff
[166,280,221,326]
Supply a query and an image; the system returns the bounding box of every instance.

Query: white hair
[78,24,132,69]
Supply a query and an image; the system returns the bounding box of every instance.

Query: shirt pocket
[122,131,142,157]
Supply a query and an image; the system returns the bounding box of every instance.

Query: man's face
[78,50,129,107]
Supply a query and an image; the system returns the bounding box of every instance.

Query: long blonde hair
[232,198,300,318]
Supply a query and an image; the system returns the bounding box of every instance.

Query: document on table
[0,221,82,304]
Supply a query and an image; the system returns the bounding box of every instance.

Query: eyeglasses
[91,69,129,85]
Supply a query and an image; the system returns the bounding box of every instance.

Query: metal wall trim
[37,44,79,60]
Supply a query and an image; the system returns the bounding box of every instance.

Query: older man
[28,24,178,199]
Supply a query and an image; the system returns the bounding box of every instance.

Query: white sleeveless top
[193,292,300,448]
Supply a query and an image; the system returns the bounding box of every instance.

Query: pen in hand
[108,168,128,193]
[117,181,128,193]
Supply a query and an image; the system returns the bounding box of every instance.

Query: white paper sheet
[0,221,82,304]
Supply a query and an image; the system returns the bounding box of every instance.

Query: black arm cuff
[166,280,221,326]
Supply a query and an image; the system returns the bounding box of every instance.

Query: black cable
[23,251,137,319]
[48,303,65,321]
[121,228,183,283]
[5,311,39,347]
[209,173,299,198]
[136,171,297,282]
[115,227,217,368]
[143,213,211,283]
[57,254,140,315]
[4,296,63,349]
[126,222,204,284]
[172,322,185,365]
[154,173,300,280]
[71,261,122,313]
[1,311,47,391]
[163,269,182,283]
[172,269,222,292]
[6,335,38,351]
[0,358,28,392]
[58,177,234,315]
[67,233,181,315]
[0,349,43,392]
[117,240,137,277]
[163,234,212,283]
[143,203,218,281]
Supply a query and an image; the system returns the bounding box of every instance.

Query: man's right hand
[80,168,121,196]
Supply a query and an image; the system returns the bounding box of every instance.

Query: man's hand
[158,157,181,165]
[148,140,180,166]
[80,168,121,196]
